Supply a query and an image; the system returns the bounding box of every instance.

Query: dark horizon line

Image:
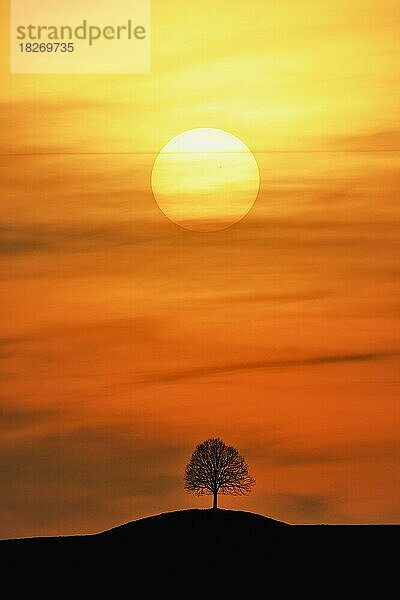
[1,507,398,542]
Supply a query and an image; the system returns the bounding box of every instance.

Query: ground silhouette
[2,508,397,579]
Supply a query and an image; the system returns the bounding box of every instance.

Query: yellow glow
[151,128,260,232]
[0,0,399,534]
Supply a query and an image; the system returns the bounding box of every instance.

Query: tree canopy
[184,438,255,509]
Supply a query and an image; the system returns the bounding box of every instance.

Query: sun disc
[151,128,260,232]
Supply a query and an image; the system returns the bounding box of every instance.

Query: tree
[184,438,255,509]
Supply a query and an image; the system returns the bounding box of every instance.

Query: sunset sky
[1,0,399,537]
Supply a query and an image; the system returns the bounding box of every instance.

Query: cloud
[199,291,330,306]
[135,350,397,385]
[0,336,31,359]
[268,493,333,521]
[0,424,187,538]
[0,406,56,429]
[329,128,400,151]
[251,437,400,467]
[0,223,166,256]
[0,99,126,155]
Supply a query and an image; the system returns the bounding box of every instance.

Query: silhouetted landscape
[2,508,397,577]
[2,438,397,587]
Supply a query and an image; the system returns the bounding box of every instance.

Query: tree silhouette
[184,438,255,509]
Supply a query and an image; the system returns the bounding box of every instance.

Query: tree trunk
[213,491,218,509]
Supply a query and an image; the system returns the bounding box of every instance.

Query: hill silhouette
[2,508,397,585]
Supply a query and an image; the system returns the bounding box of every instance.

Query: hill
[1,508,397,582]
[1,509,287,562]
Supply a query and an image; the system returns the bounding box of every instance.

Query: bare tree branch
[184,438,255,508]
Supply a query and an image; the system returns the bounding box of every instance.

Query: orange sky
[0,0,399,537]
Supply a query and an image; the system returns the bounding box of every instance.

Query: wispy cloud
[0,223,167,256]
[197,291,330,306]
[250,437,400,467]
[0,424,186,538]
[0,407,56,429]
[135,351,397,385]
[268,493,333,521]
[328,128,400,151]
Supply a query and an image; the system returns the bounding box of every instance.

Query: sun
[151,128,260,232]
